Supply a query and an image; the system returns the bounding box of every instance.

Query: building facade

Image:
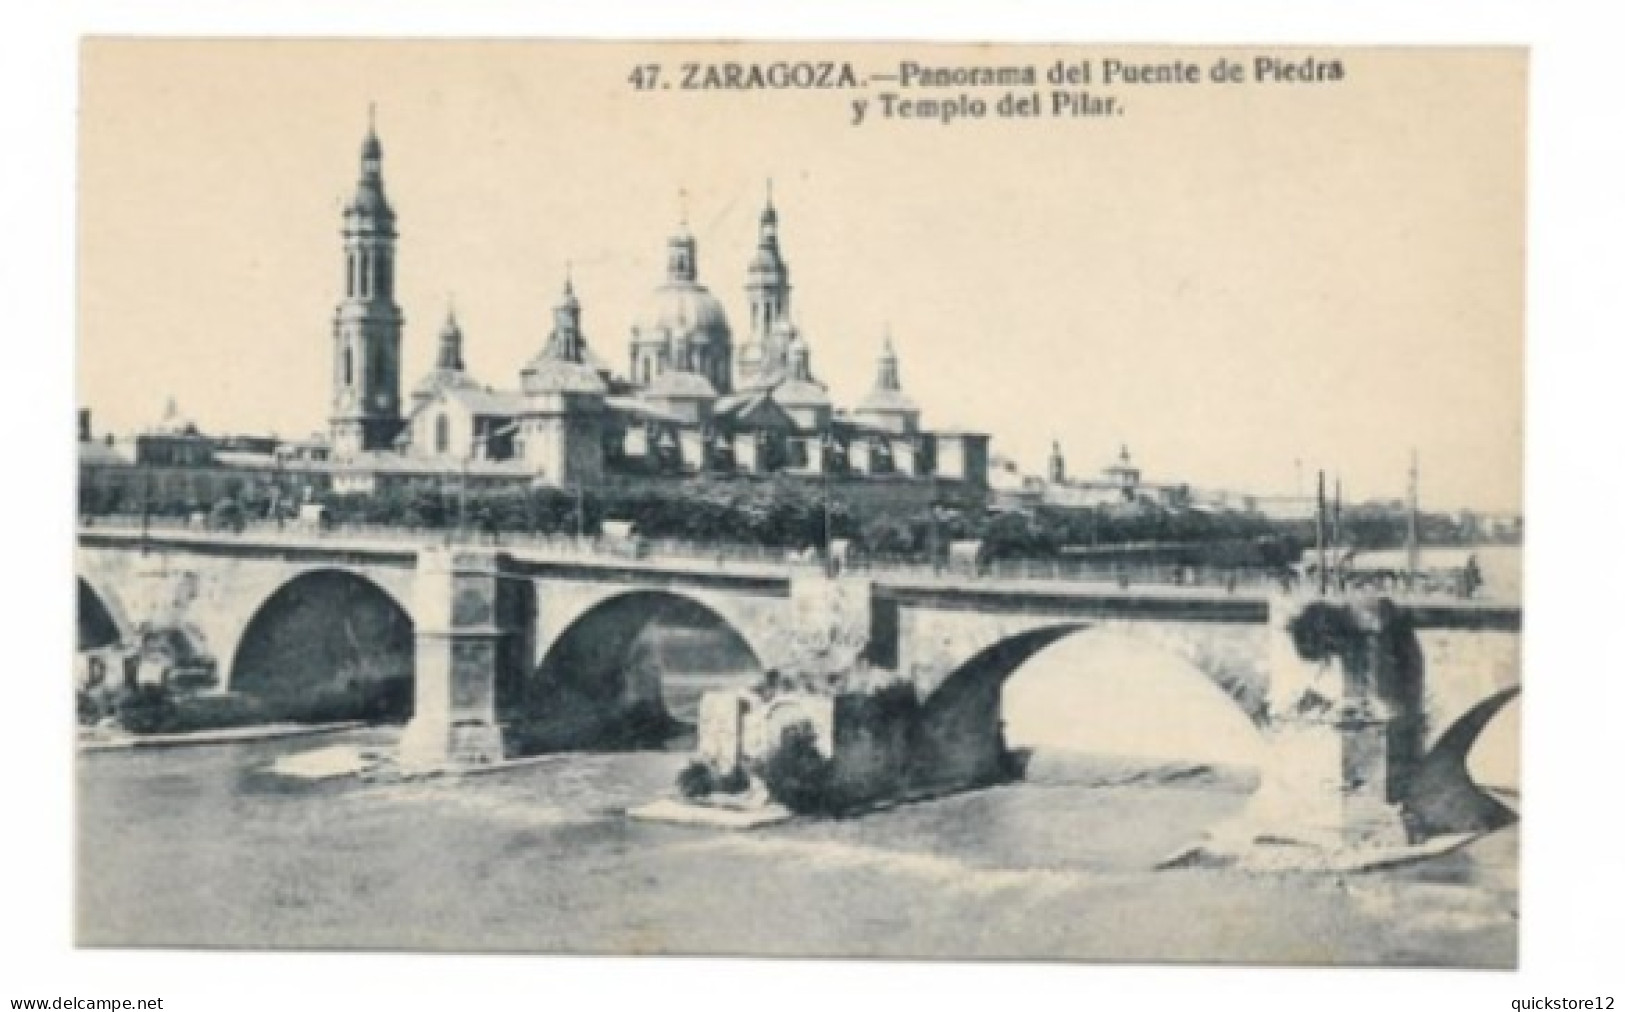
[324,120,989,494]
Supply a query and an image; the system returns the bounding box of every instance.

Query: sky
[79,41,1525,511]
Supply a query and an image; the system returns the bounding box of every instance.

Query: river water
[78,730,1517,964]
[78,627,1519,965]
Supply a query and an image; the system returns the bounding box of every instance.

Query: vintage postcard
[76,40,1524,966]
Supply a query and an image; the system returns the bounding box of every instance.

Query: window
[435,414,450,454]
[343,348,353,387]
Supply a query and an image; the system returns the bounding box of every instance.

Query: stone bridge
[77,528,1522,845]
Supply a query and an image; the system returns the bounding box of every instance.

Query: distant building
[134,398,214,469]
[1034,444,1162,512]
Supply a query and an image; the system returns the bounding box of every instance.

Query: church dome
[633,282,731,347]
[151,398,201,436]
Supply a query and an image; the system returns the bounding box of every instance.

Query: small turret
[435,308,465,371]
[855,331,921,435]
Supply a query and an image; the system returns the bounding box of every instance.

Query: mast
[1406,449,1421,590]
[1315,469,1328,596]
[1331,476,1342,550]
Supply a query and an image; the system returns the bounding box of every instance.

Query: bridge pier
[398,548,518,770]
[1236,595,1424,853]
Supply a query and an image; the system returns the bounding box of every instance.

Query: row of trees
[79,463,1496,562]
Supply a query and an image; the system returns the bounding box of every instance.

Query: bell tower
[739,181,792,385]
[330,107,405,457]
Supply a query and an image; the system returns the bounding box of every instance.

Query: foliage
[753,721,836,815]
[78,687,114,726]
[276,680,410,725]
[676,760,715,800]
[209,497,246,532]
[166,692,269,731]
[866,679,921,723]
[116,683,180,735]
[76,461,1511,562]
[859,516,917,556]
[714,766,750,794]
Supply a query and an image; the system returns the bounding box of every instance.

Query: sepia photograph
[71,39,1527,970]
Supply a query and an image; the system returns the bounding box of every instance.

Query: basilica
[327,119,989,493]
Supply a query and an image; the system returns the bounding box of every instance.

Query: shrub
[714,766,750,795]
[676,759,715,800]
[209,497,246,532]
[867,680,920,723]
[168,692,267,733]
[116,683,179,735]
[77,688,109,726]
[755,722,835,815]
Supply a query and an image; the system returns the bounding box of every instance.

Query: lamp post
[820,430,844,577]
[139,463,151,556]
[573,481,585,541]
[929,472,941,574]
[272,452,285,531]
[1405,449,1420,594]
[1314,469,1328,597]
[459,453,470,541]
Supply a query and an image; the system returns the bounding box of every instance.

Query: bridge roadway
[75,519,1520,632]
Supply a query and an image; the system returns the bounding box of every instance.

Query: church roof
[78,440,132,466]
[434,386,527,416]
[644,368,717,400]
[714,391,795,430]
[606,396,687,426]
[856,387,919,416]
[520,356,609,396]
[770,377,832,410]
[412,367,481,401]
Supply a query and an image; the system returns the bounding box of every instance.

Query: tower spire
[744,179,791,373]
[330,112,403,457]
[550,266,585,363]
[436,304,464,371]
[666,196,697,283]
[876,332,901,391]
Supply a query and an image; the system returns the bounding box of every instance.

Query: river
[78,716,1517,964]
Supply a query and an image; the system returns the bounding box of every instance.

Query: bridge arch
[512,589,766,752]
[913,621,1269,792]
[1402,685,1522,837]
[77,576,130,652]
[228,568,416,723]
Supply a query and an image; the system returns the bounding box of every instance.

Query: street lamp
[139,464,151,556]
[821,430,845,577]
[272,452,285,531]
